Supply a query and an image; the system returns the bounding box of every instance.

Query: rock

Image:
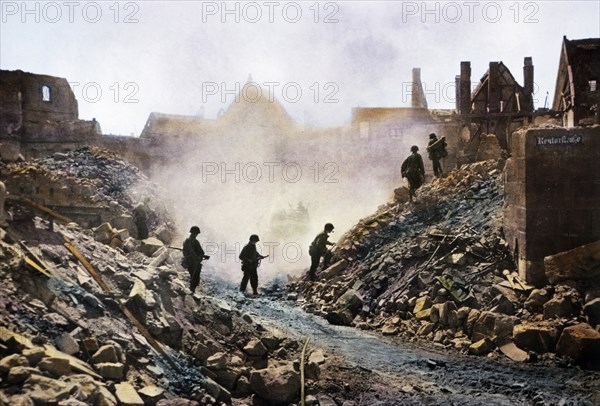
[215,368,242,390]
[127,279,150,310]
[93,222,114,244]
[544,240,600,283]
[325,309,354,326]
[22,347,45,366]
[471,311,497,342]
[394,186,410,202]
[524,289,550,311]
[583,298,600,327]
[321,259,348,278]
[55,333,80,355]
[465,309,481,336]
[24,374,73,405]
[490,294,515,315]
[0,354,29,374]
[415,308,432,321]
[244,339,268,357]
[336,289,363,314]
[513,321,560,353]
[6,366,36,384]
[58,399,89,406]
[92,345,119,364]
[317,394,337,406]
[140,237,164,256]
[96,362,125,380]
[499,342,529,362]
[308,350,326,365]
[381,325,398,336]
[413,296,432,314]
[114,382,144,406]
[447,252,466,265]
[206,352,227,370]
[417,322,435,336]
[38,357,71,377]
[249,362,300,404]
[261,336,282,350]
[203,377,231,403]
[469,337,494,355]
[192,342,211,362]
[556,323,600,369]
[543,296,575,319]
[234,375,252,397]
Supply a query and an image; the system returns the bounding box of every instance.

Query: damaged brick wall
[0,70,99,153]
[504,126,600,286]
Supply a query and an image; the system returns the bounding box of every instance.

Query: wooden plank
[23,257,53,278]
[7,196,74,224]
[64,242,111,292]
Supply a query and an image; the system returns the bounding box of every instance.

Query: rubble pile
[288,159,600,369]
[0,211,335,405]
[2,147,172,239]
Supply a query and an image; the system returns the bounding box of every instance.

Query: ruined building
[503,37,600,286]
[553,36,600,127]
[456,58,535,151]
[0,70,101,159]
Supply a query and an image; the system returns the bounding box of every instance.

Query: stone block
[96,362,124,380]
[556,323,600,369]
[114,382,144,406]
[513,321,560,354]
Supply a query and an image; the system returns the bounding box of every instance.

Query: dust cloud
[147,115,425,285]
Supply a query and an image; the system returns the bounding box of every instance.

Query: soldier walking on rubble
[239,234,268,295]
[182,226,210,294]
[308,223,335,281]
[426,132,448,178]
[401,146,425,201]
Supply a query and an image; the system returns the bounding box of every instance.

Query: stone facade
[504,126,600,286]
[0,69,100,156]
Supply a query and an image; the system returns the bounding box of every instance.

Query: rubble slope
[289,159,600,369]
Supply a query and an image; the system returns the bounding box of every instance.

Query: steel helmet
[249,234,260,242]
[190,226,200,234]
[411,145,419,153]
[324,223,334,232]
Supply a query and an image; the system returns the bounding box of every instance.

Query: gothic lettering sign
[535,134,584,146]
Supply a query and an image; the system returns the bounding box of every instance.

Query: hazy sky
[1,1,599,135]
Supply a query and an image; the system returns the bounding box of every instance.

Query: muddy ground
[202,274,600,406]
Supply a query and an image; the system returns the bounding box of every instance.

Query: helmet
[249,234,260,242]
[189,226,200,234]
[411,145,419,153]
[429,133,437,139]
[324,223,334,232]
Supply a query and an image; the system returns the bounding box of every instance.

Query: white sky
[1,0,599,135]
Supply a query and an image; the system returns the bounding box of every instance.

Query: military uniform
[427,135,447,178]
[239,242,264,294]
[183,236,205,293]
[401,152,425,199]
[308,231,333,280]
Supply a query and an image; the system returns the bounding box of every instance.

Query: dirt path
[203,275,599,405]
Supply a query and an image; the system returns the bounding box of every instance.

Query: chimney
[460,61,471,120]
[455,75,461,112]
[411,68,427,108]
[523,56,534,97]
[488,62,500,112]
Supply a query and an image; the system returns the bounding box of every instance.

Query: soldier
[401,145,425,201]
[308,223,335,281]
[182,226,210,294]
[426,132,448,178]
[239,234,268,295]
[133,201,149,239]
